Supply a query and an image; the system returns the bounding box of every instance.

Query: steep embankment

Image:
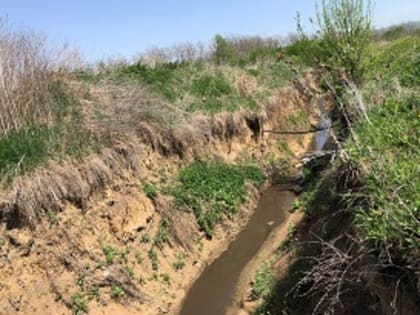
[0,76,321,315]
[240,35,420,315]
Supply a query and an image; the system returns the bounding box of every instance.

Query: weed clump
[172,160,265,238]
[250,261,274,301]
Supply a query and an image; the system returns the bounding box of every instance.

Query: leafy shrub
[309,0,374,84]
[172,161,265,238]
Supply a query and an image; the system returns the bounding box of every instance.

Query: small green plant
[172,253,186,270]
[148,248,159,271]
[47,210,59,225]
[75,275,85,288]
[102,245,118,264]
[160,273,171,286]
[134,251,143,264]
[110,284,125,300]
[124,265,135,278]
[277,222,298,254]
[140,233,151,243]
[119,246,130,264]
[154,218,170,248]
[150,272,159,281]
[250,262,274,300]
[287,221,297,237]
[96,260,106,269]
[289,199,302,213]
[0,238,5,250]
[138,276,146,286]
[87,286,100,301]
[143,182,157,200]
[71,292,88,315]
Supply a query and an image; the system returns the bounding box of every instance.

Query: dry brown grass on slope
[0,141,140,228]
[0,20,80,137]
[0,78,313,229]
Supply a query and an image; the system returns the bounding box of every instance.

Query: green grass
[0,86,100,185]
[191,74,232,98]
[142,182,158,200]
[172,160,265,238]
[366,36,420,87]
[348,94,419,253]
[0,127,54,183]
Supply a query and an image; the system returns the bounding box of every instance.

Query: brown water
[179,187,295,315]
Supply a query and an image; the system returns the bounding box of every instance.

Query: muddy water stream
[179,119,330,315]
[179,188,295,315]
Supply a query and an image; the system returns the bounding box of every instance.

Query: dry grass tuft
[0,20,79,137]
[1,141,141,227]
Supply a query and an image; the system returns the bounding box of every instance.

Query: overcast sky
[2,0,419,62]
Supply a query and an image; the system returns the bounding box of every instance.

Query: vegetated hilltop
[245,1,419,314]
[0,18,319,315]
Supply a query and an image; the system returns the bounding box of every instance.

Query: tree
[315,0,374,84]
[213,34,235,65]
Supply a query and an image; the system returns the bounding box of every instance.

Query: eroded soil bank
[0,84,319,315]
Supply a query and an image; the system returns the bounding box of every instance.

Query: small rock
[267,221,275,226]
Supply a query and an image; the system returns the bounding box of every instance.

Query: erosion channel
[179,116,331,315]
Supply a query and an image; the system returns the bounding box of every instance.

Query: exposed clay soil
[0,85,319,315]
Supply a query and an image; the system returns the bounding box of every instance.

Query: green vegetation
[350,94,419,253]
[71,292,88,315]
[366,36,420,87]
[313,0,373,84]
[140,233,151,244]
[160,273,171,286]
[191,74,232,98]
[142,182,158,200]
[154,218,170,248]
[172,253,186,270]
[148,248,159,271]
[110,284,125,300]
[102,245,118,264]
[0,89,99,185]
[172,160,265,237]
[250,261,274,301]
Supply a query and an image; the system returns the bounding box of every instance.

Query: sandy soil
[0,85,320,315]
